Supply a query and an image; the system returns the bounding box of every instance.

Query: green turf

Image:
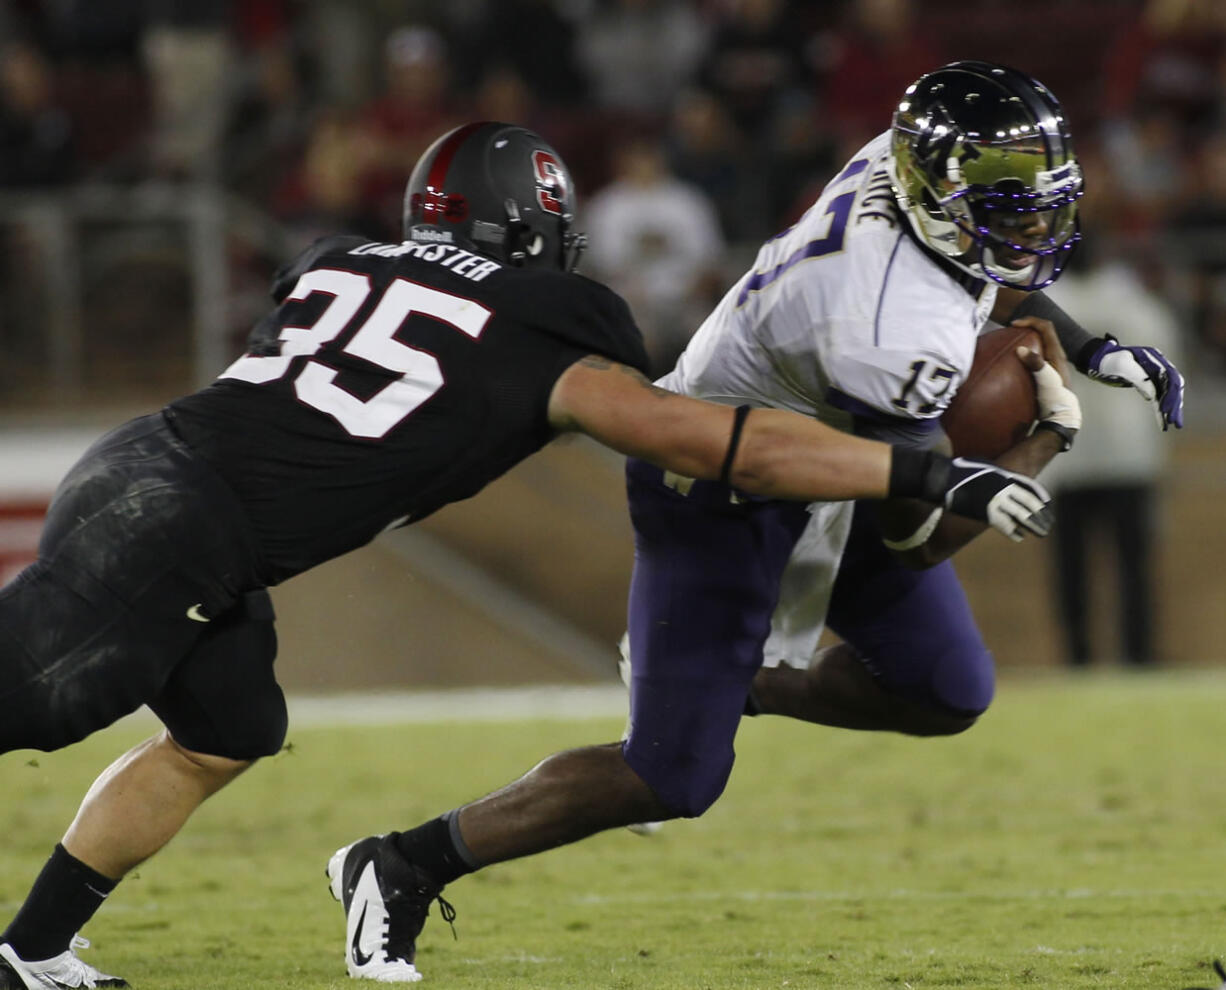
[4,670,1226,989]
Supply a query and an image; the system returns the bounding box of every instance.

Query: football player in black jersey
[0,122,1053,989]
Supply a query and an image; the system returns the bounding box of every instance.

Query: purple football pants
[622,457,992,818]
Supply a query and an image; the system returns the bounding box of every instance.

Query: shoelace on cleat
[36,936,123,987]
[406,876,457,941]
[436,894,458,940]
[377,873,460,964]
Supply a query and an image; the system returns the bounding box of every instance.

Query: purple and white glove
[1083,335,1185,430]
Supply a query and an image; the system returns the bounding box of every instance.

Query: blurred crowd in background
[0,0,1222,668]
[2,0,1226,389]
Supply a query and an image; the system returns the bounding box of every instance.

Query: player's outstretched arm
[548,354,892,500]
[548,355,1053,540]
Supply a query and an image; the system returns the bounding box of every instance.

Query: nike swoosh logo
[185,603,211,623]
[351,903,374,967]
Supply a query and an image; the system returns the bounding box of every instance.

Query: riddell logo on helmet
[409,227,454,243]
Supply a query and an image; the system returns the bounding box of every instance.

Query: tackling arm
[548,354,1054,540]
[547,354,893,501]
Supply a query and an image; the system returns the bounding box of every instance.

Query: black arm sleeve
[887,448,951,503]
[1007,291,1103,372]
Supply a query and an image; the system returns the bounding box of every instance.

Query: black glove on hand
[890,448,1053,542]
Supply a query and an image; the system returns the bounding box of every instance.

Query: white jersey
[658,132,998,666]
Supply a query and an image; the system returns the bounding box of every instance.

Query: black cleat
[326,835,455,983]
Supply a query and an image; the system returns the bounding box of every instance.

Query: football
[941,325,1041,459]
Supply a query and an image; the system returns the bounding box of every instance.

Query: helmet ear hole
[505,223,546,267]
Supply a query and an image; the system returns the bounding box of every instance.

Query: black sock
[2,844,118,960]
[389,810,479,887]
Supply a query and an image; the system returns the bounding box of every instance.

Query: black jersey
[167,235,649,585]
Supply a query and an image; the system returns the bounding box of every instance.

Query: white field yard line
[286,683,630,726]
[111,684,630,731]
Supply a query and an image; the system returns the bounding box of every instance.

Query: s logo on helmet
[532,150,567,216]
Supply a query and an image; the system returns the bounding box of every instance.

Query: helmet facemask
[502,196,587,273]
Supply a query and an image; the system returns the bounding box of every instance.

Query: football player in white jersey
[621,59,1184,817]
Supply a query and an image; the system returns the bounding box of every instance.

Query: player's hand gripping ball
[942,325,1041,459]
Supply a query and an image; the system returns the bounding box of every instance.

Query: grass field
[4,670,1226,989]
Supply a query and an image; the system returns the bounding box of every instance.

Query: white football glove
[943,457,1053,542]
[890,448,1054,541]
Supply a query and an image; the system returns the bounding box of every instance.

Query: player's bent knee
[634,756,734,819]
[928,642,995,720]
[655,780,728,819]
[164,696,287,763]
[161,731,255,785]
[222,705,288,760]
[884,642,994,737]
[896,706,979,737]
